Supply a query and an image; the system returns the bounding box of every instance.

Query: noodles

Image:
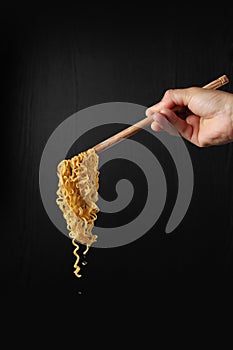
[56,148,99,277]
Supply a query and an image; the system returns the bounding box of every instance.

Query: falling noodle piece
[56,147,100,277]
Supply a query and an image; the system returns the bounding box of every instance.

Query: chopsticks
[93,74,229,153]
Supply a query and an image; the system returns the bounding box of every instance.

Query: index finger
[146,87,199,118]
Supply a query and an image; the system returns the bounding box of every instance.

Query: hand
[146,87,233,147]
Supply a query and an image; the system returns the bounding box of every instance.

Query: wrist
[229,96,233,141]
[222,92,233,143]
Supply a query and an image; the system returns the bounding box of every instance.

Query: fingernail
[151,121,162,132]
[145,108,151,117]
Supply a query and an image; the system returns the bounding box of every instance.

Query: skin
[146,88,233,147]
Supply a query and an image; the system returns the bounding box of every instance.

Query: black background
[1,4,233,300]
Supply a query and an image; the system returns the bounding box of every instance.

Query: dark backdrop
[1,5,233,299]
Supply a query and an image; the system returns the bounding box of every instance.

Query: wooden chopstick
[93,74,229,153]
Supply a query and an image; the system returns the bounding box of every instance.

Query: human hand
[146,88,233,147]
